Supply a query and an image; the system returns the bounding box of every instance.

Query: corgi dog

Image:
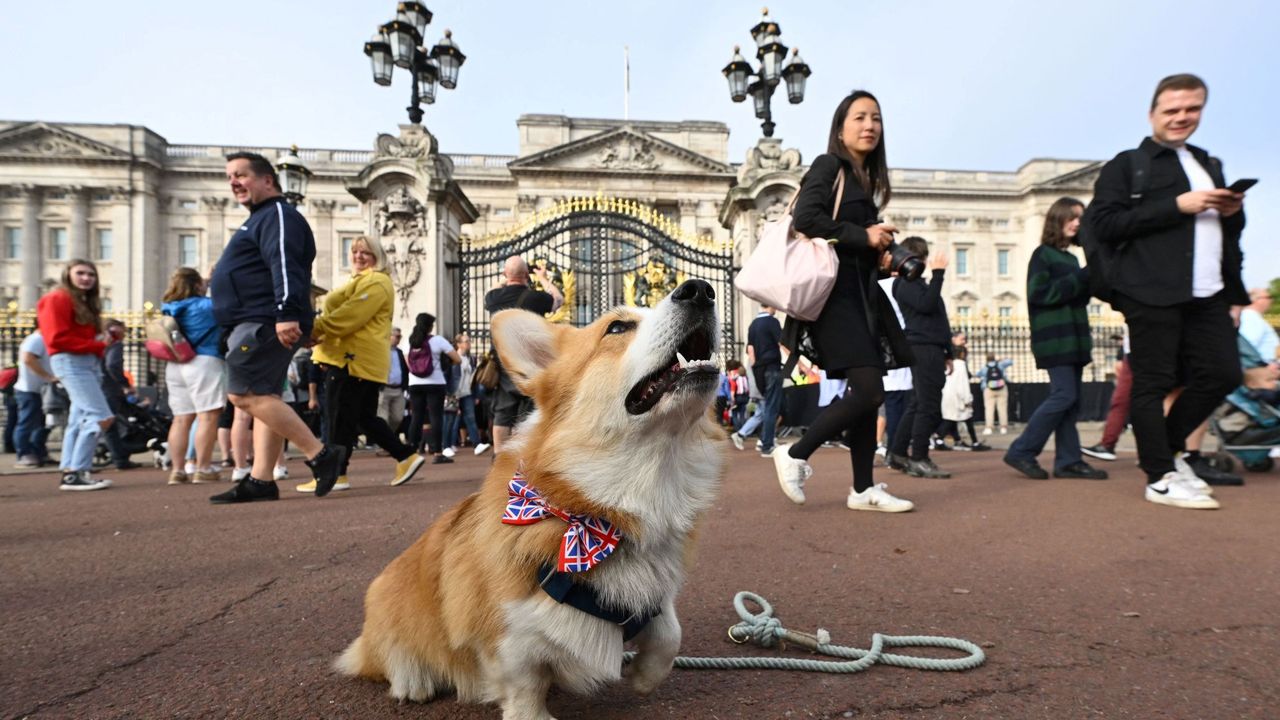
[336,279,726,720]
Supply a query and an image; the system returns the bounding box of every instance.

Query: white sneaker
[847,483,914,513]
[272,465,289,481]
[473,443,491,456]
[442,446,456,459]
[231,467,251,482]
[1145,472,1219,510]
[875,445,887,458]
[772,444,811,505]
[184,461,198,475]
[982,428,993,436]
[730,433,745,451]
[1173,454,1213,495]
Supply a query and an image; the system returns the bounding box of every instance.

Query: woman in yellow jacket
[298,235,425,492]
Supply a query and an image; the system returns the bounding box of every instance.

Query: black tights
[788,367,884,493]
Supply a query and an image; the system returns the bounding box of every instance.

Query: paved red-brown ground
[3,439,1278,720]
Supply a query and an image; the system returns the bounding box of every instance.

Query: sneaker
[115,460,142,471]
[982,427,993,436]
[885,452,909,472]
[432,454,454,465]
[730,433,745,451]
[14,454,40,468]
[1003,454,1049,480]
[392,454,427,486]
[1054,461,1108,480]
[758,445,775,457]
[847,483,914,513]
[60,471,112,491]
[969,441,992,452]
[193,469,222,484]
[231,467,251,482]
[473,443,491,456]
[209,477,280,504]
[305,444,348,497]
[184,462,198,475]
[442,446,456,459]
[930,437,952,451]
[952,441,973,452]
[1185,454,1245,487]
[272,465,289,481]
[296,477,350,493]
[1000,427,1009,435]
[1173,455,1214,496]
[772,444,812,505]
[1145,472,1219,510]
[905,457,951,478]
[167,470,190,485]
[832,440,851,451]
[1081,444,1117,462]
[875,445,888,459]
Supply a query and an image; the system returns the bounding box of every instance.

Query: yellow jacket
[311,269,394,383]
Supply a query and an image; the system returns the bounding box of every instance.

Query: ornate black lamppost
[721,7,811,138]
[363,2,467,125]
[275,145,312,206]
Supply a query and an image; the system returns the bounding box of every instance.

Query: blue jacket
[163,296,221,358]
[210,196,315,332]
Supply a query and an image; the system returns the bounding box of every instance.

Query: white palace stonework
[0,115,1111,342]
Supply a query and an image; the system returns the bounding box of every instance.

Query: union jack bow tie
[502,472,623,573]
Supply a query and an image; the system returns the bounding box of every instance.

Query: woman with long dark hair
[406,312,461,464]
[1002,197,1108,481]
[771,90,916,513]
[36,259,115,491]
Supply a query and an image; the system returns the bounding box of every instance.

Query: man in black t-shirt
[483,256,563,453]
[737,305,783,455]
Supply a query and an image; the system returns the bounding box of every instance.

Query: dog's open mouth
[625,328,718,415]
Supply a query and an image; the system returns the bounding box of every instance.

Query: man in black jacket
[207,152,344,503]
[888,236,953,478]
[1083,73,1248,511]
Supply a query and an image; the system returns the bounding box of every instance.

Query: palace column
[19,185,42,309]
[68,186,90,260]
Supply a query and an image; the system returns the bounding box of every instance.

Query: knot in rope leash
[625,591,986,674]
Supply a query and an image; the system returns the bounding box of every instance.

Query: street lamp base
[761,120,776,138]
[407,104,424,125]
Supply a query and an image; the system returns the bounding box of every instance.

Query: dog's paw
[625,660,671,696]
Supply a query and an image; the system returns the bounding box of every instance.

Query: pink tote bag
[735,171,844,322]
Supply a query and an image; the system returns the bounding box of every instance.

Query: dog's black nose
[671,279,715,308]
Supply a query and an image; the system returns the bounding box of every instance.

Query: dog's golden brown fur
[336,282,725,720]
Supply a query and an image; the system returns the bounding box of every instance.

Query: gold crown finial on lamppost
[761,7,768,15]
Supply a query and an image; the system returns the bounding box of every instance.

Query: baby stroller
[1208,337,1280,473]
[93,400,172,470]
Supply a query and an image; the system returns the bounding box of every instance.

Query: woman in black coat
[772,90,916,514]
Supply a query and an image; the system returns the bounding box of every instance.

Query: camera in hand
[884,241,925,280]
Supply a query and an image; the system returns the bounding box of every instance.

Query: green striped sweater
[1027,245,1092,369]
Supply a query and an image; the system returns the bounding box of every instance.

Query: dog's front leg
[626,597,680,695]
[498,666,556,720]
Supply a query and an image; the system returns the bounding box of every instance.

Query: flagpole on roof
[624,45,630,121]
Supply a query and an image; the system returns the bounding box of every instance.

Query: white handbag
[735,171,844,322]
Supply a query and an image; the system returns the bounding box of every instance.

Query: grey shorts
[225,321,296,397]
[492,385,536,428]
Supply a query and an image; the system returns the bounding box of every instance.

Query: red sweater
[37,289,106,357]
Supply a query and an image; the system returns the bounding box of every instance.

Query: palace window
[957,306,971,319]
[493,207,513,218]
[995,219,1009,228]
[49,227,68,260]
[956,248,969,275]
[3,228,19,259]
[93,192,112,202]
[95,228,113,262]
[340,236,355,268]
[953,218,968,228]
[1088,303,1102,316]
[997,249,1010,276]
[178,233,198,267]
[911,217,926,226]
[340,204,361,214]
[179,200,198,210]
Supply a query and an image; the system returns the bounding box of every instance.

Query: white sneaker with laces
[473,443,491,456]
[771,444,811,505]
[272,465,289,481]
[1173,454,1214,495]
[442,446,456,458]
[847,483,914,513]
[982,427,993,436]
[1145,472,1219,510]
[730,433,745,451]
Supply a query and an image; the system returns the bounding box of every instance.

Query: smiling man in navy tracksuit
[207,152,344,503]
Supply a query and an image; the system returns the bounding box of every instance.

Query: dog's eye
[605,320,636,336]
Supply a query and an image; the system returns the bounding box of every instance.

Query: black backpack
[984,362,1006,390]
[1079,149,1150,304]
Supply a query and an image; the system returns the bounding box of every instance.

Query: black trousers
[1117,292,1241,481]
[407,384,447,454]
[890,344,947,460]
[324,365,415,475]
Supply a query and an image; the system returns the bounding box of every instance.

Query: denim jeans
[753,365,783,451]
[447,395,481,448]
[14,390,50,460]
[1007,364,1084,471]
[49,353,113,472]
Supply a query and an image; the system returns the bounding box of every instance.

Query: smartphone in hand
[1227,178,1258,193]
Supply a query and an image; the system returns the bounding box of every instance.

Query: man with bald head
[483,255,564,453]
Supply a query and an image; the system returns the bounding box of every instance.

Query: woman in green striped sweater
[1003,197,1109,481]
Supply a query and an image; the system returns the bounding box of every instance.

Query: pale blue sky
[3,0,1276,286]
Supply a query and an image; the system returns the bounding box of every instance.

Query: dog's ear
[492,309,561,392]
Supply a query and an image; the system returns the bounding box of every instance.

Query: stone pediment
[0,122,129,161]
[1040,162,1103,190]
[508,127,731,175]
